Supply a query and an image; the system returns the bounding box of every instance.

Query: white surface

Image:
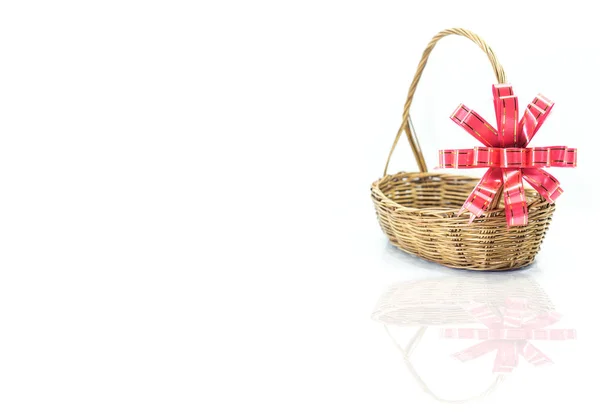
[1,1,598,413]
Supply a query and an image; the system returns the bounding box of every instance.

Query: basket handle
[383,28,507,176]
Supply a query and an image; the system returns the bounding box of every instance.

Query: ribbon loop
[439,146,577,169]
[458,168,503,220]
[520,94,555,146]
[493,84,519,147]
[502,168,528,226]
[450,104,499,147]
[522,168,563,203]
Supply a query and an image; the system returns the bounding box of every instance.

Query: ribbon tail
[493,84,519,148]
[502,168,528,227]
[519,94,555,147]
[458,168,504,219]
[522,168,563,203]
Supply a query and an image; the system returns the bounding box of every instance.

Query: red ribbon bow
[439,84,577,227]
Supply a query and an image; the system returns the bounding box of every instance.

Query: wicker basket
[371,28,555,271]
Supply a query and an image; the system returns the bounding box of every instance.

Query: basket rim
[372,171,549,215]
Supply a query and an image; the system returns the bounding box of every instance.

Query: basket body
[371,172,555,270]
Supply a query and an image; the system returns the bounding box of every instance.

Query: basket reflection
[372,272,575,403]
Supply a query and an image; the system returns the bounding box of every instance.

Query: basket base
[371,172,555,271]
[386,239,538,271]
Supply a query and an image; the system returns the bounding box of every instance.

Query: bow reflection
[372,268,576,403]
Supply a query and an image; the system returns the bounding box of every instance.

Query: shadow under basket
[371,172,555,270]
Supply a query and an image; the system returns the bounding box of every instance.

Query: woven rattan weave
[371,28,555,270]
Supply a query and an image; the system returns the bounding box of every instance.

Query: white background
[0,1,598,412]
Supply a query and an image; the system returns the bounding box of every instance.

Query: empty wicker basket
[371,28,555,270]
